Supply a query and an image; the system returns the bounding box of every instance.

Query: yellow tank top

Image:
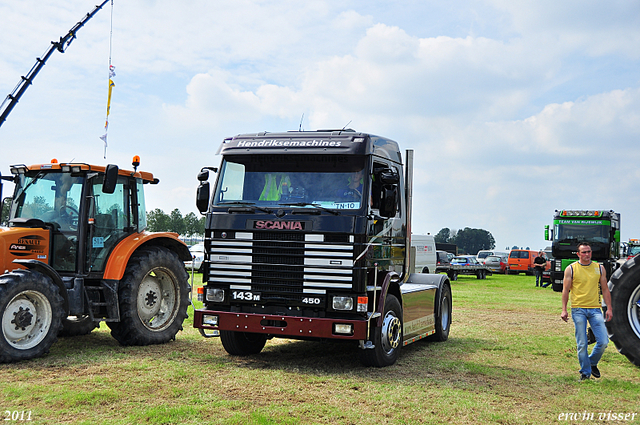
[569,261,602,308]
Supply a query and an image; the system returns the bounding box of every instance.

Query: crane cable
[99,0,115,159]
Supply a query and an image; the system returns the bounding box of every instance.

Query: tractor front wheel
[0,270,63,363]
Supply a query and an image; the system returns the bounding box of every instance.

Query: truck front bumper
[194,309,368,340]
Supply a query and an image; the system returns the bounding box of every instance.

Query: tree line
[434,227,495,255]
[146,208,205,237]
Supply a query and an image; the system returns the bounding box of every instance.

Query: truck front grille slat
[207,231,356,302]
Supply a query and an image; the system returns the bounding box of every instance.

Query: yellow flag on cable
[99,65,115,159]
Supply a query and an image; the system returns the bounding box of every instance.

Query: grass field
[1,273,639,424]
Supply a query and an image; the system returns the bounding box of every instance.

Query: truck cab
[193,130,452,366]
[545,209,620,291]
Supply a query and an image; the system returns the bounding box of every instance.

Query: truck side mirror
[102,164,119,194]
[378,169,399,185]
[379,185,397,218]
[196,182,210,213]
[198,170,209,182]
[544,225,549,241]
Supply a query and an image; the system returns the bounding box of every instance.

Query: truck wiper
[278,202,340,216]
[218,201,273,214]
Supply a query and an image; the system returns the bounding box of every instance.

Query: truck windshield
[554,224,609,244]
[213,154,367,210]
[12,172,84,231]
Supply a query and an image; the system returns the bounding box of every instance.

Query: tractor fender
[9,259,69,313]
[102,231,190,281]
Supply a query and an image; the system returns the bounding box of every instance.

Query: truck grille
[207,231,356,302]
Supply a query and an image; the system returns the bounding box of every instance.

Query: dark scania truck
[193,130,452,367]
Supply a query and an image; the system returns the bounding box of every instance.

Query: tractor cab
[1,158,154,277]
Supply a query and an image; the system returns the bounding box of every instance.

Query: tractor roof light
[132,155,140,171]
[10,165,27,175]
[61,165,82,173]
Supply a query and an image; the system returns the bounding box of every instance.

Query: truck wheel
[429,283,452,342]
[606,258,640,367]
[360,294,403,367]
[448,272,458,281]
[0,270,63,363]
[108,247,189,346]
[220,330,267,355]
[59,315,99,337]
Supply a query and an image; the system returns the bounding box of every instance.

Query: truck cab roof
[217,130,403,164]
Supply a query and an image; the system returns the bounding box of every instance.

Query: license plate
[231,290,261,302]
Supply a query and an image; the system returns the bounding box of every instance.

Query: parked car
[476,250,509,264]
[485,255,508,274]
[435,250,452,273]
[508,249,538,275]
[449,255,490,280]
[184,242,205,272]
[451,255,481,266]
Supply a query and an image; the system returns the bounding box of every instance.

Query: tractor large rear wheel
[0,270,63,363]
[606,257,640,367]
[108,247,189,346]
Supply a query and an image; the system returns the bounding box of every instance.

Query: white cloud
[1,0,640,250]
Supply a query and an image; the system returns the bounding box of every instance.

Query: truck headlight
[332,296,354,311]
[206,288,225,302]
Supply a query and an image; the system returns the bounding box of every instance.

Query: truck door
[368,160,404,272]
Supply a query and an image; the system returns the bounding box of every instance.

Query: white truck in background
[412,234,437,274]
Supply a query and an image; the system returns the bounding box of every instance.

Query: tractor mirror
[102,164,119,194]
[196,182,210,213]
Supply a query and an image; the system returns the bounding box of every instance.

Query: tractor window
[136,179,147,231]
[87,175,130,272]
[14,172,83,231]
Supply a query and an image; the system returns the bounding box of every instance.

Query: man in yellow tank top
[561,242,613,380]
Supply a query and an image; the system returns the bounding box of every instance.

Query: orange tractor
[0,157,191,362]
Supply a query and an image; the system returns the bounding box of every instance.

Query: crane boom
[0,0,110,128]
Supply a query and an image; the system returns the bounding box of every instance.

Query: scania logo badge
[249,220,309,231]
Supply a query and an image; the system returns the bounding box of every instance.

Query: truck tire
[448,272,458,281]
[606,257,640,367]
[429,283,452,342]
[59,315,99,337]
[108,247,189,346]
[0,270,63,363]
[360,294,403,367]
[220,330,267,355]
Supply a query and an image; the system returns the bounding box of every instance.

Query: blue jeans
[571,308,609,377]
[534,268,543,286]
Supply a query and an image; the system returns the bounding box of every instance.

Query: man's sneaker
[580,374,590,381]
[591,365,601,378]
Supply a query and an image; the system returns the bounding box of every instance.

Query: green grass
[1,273,639,424]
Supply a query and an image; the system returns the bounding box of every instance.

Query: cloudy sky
[1,0,639,251]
